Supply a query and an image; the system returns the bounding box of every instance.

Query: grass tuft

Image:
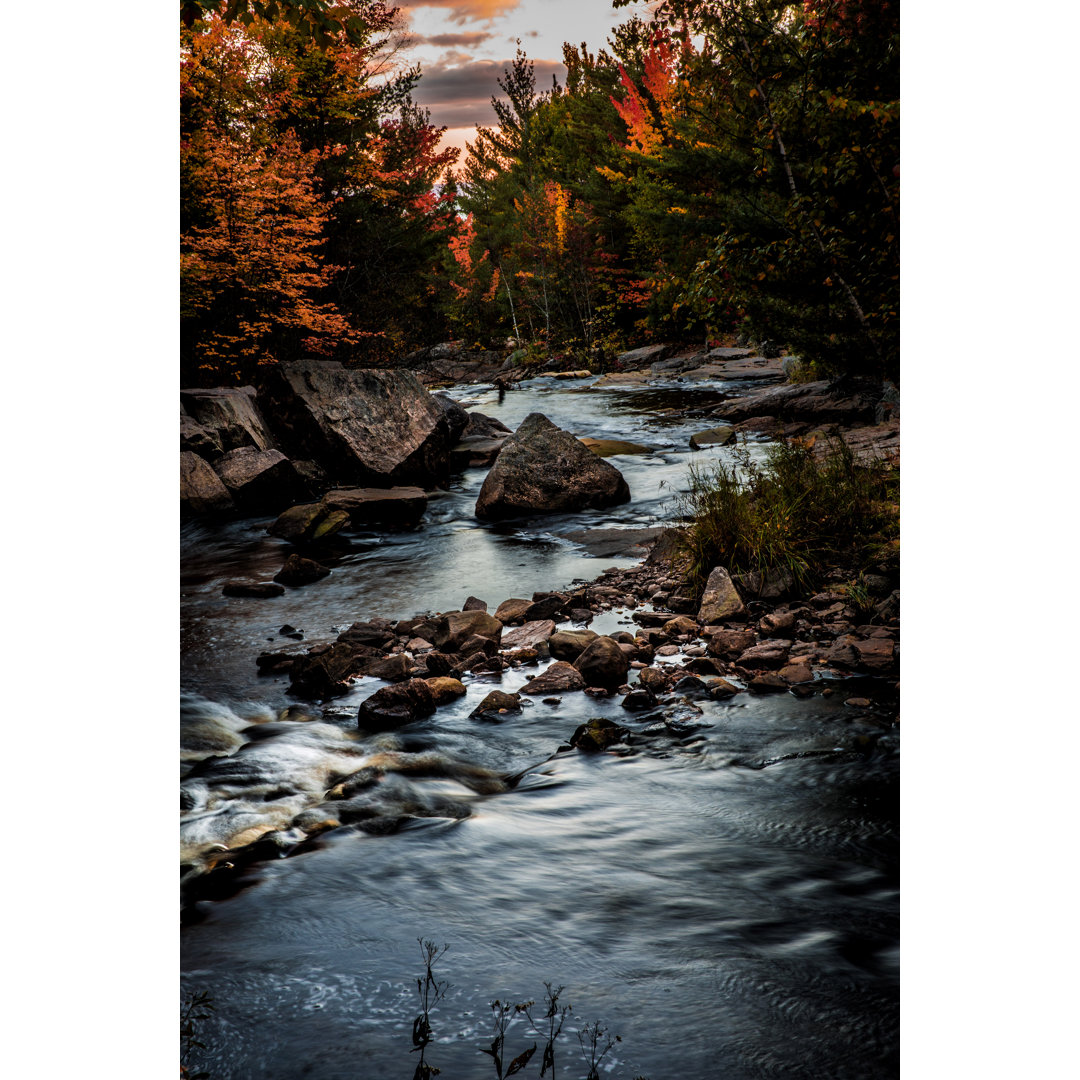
[675,437,899,596]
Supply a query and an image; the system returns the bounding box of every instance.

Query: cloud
[412,56,567,129]
[414,32,495,47]
[397,1,521,25]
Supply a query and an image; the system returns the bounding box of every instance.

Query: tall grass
[676,438,899,595]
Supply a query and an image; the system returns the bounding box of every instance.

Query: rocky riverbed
[181,344,899,1079]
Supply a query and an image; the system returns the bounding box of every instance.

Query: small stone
[844,696,873,708]
[462,596,488,612]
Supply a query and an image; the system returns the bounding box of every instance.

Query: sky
[396,0,656,156]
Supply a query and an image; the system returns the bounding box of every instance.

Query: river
[180,372,899,1079]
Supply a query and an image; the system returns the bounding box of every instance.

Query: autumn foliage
[180,1,459,384]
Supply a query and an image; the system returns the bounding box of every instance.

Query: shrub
[675,437,899,595]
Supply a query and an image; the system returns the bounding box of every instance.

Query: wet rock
[708,679,740,699]
[523,593,570,622]
[431,610,503,654]
[423,652,455,677]
[778,661,814,684]
[357,679,437,730]
[579,438,652,457]
[501,619,557,650]
[362,653,417,682]
[735,641,791,669]
[274,554,331,587]
[181,450,237,518]
[267,502,350,544]
[494,598,533,625]
[215,447,304,513]
[475,412,630,520]
[548,629,599,661]
[322,486,428,527]
[462,595,488,612]
[844,697,873,708]
[621,687,658,711]
[520,661,586,696]
[431,392,469,443]
[406,637,434,653]
[671,675,711,698]
[698,566,747,623]
[463,410,512,439]
[259,360,452,488]
[748,673,789,693]
[684,656,727,677]
[689,426,736,449]
[504,647,541,666]
[661,615,700,638]
[703,628,756,658]
[470,690,522,718]
[655,644,680,657]
[337,620,396,648]
[573,636,631,689]
[289,642,380,699]
[570,717,630,752]
[222,580,285,598]
[638,666,675,692]
[422,677,467,705]
[255,650,300,675]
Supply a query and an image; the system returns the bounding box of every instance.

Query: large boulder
[475,413,630,521]
[259,360,452,487]
[180,386,277,456]
[181,451,234,518]
[214,447,305,513]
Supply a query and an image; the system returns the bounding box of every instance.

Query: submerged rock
[475,412,630,520]
[274,554,331,587]
[222,580,285,598]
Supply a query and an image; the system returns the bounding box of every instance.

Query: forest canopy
[180,0,898,386]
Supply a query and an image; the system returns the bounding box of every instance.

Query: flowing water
[180,373,899,1079]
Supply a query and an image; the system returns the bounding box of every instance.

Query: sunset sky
[397,0,655,155]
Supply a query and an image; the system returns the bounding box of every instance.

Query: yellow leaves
[667,206,688,215]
